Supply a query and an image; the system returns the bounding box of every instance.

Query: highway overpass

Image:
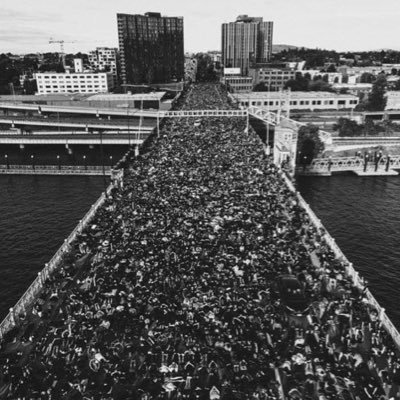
[0,102,162,119]
[0,131,148,145]
[0,116,155,132]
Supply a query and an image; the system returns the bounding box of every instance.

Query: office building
[221,15,273,76]
[117,12,184,85]
[35,72,114,95]
[249,68,296,90]
[223,76,253,92]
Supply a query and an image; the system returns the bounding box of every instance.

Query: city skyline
[2,0,400,54]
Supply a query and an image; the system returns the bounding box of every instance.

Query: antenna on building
[49,38,76,69]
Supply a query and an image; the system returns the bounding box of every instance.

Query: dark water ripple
[296,175,400,328]
[0,175,104,320]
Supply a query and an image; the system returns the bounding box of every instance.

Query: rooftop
[234,91,359,99]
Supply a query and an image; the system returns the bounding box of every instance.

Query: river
[0,175,104,320]
[1,172,400,331]
[297,174,400,328]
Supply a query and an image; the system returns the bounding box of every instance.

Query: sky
[2,0,400,54]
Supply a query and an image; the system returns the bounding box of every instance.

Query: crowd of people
[0,83,400,399]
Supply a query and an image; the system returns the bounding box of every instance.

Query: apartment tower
[222,15,273,75]
[117,12,184,85]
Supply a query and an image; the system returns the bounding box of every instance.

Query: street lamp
[83,155,87,170]
[109,155,113,168]
[31,154,35,170]
[57,154,60,170]
[5,154,9,170]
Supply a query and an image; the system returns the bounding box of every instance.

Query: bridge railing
[281,172,400,349]
[161,109,248,118]
[0,168,124,341]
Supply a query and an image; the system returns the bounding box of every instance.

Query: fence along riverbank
[1,83,400,399]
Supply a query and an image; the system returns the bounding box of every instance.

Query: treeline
[333,117,396,137]
[195,53,219,82]
[272,48,400,68]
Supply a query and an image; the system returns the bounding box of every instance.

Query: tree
[333,118,363,136]
[366,74,387,111]
[253,82,270,92]
[297,124,324,164]
[195,53,217,82]
[360,72,374,83]
[23,79,37,95]
[284,72,308,91]
[308,79,333,92]
[327,64,337,72]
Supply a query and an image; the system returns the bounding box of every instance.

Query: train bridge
[297,155,400,176]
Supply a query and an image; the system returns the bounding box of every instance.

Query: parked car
[275,275,310,315]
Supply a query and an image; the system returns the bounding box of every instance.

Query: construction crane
[49,38,76,69]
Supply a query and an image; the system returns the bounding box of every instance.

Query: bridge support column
[386,156,391,171]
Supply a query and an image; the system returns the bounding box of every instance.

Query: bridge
[0,164,112,176]
[2,83,400,400]
[0,116,156,132]
[0,102,162,119]
[364,110,400,121]
[0,132,147,145]
[298,155,400,176]
[0,103,248,119]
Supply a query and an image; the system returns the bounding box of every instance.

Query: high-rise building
[88,47,119,77]
[117,12,184,85]
[221,15,273,76]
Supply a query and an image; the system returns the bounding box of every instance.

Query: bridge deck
[1,84,399,400]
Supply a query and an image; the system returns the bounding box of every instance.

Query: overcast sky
[2,0,400,54]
